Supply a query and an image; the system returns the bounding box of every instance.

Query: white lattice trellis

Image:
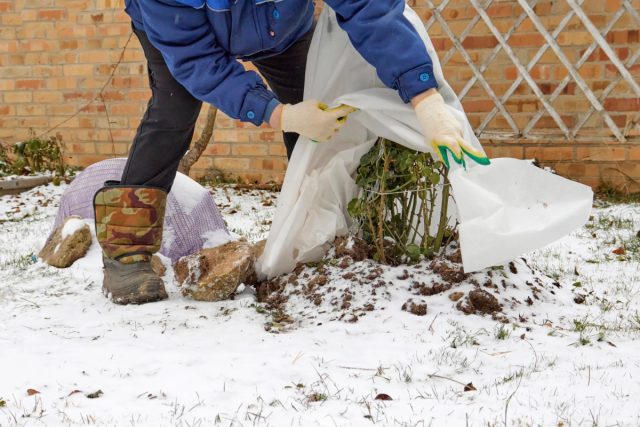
[424,0,640,142]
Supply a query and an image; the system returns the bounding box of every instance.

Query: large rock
[175,240,262,302]
[39,216,92,268]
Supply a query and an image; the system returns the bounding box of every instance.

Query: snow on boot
[94,182,168,305]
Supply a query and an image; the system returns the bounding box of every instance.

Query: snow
[202,229,233,249]
[171,173,210,215]
[60,216,86,239]
[1,184,640,426]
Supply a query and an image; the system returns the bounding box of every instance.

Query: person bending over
[94,0,477,304]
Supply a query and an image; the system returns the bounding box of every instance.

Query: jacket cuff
[263,98,281,125]
[394,64,439,103]
[239,86,278,126]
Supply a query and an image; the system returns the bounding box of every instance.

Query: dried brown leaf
[374,393,393,401]
[86,390,103,399]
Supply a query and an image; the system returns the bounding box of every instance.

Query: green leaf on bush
[347,138,455,264]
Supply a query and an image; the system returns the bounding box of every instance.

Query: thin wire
[32,32,134,141]
[361,182,451,196]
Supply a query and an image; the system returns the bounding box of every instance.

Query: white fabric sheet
[257,6,592,278]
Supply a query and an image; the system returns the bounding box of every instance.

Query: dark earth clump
[430,260,468,283]
[402,299,428,316]
[509,262,518,274]
[334,235,371,262]
[411,281,452,296]
[445,249,463,264]
[457,289,502,315]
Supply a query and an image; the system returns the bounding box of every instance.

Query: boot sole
[103,285,168,305]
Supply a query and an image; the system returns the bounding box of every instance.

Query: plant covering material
[348,138,456,264]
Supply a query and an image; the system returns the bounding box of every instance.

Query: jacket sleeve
[323,0,439,103]
[137,0,277,125]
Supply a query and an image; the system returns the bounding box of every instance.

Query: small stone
[39,216,92,268]
[175,240,257,302]
[448,291,465,302]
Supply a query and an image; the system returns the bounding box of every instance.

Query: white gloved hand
[279,100,356,143]
[415,92,490,169]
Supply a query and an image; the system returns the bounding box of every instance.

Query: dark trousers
[121,27,313,191]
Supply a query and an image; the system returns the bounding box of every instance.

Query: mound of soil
[254,237,562,331]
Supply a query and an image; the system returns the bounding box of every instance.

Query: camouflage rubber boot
[94,182,168,305]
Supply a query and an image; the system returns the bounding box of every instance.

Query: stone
[39,216,92,268]
[150,255,166,277]
[251,239,267,259]
[174,240,261,302]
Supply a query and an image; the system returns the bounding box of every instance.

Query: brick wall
[0,0,639,190]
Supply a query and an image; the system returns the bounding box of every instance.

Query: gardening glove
[415,92,490,169]
[280,100,356,143]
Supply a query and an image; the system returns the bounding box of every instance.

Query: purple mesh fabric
[52,158,229,264]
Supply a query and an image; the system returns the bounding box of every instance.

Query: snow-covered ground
[1,184,639,426]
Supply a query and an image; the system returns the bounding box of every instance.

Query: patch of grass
[250,303,269,315]
[629,312,640,332]
[584,214,635,232]
[197,167,239,186]
[307,392,327,403]
[0,252,37,270]
[445,321,484,348]
[495,325,510,340]
[596,183,640,204]
[304,258,339,269]
[496,368,525,386]
[578,336,591,346]
[621,235,640,261]
[572,318,589,333]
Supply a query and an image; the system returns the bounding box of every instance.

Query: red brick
[15,79,44,90]
[232,144,268,156]
[576,147,626,161]
[203,144,231,156]
[604,98,640,112]
[629,147,640,161]
[37,10,67,21]
[462,35,498,49]
[525,147,574,161]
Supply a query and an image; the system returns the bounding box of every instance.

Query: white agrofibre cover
[257,6,592,278]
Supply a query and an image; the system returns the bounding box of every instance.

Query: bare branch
[178,104,218,176]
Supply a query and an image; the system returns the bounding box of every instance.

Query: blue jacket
[125,0,438,126]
